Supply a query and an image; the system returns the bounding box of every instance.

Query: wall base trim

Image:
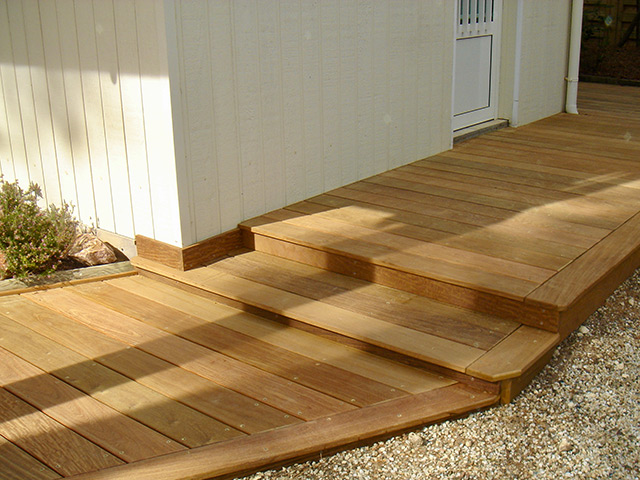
[135,229,243,271]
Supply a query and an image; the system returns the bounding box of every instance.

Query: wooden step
[132,253,559,391]
[240,213,560,331]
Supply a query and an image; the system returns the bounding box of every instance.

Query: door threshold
[453,119,509,144]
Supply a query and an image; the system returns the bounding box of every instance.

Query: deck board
[264,208,554,283]
[0,388,124,477]
[0,298,239,448]
[305,190,588,259]
[282,200,564,274]
[0,435,61,480]
[248,216,541,300]
[466,326,560,382]
[133,258,488,372]
[107,275,455,395]
[25,288,355,421]
[70,281,408,408]
[208,251,515,350]
[0,297,288,435]
[419,153,640,207]
[0,345,186,460]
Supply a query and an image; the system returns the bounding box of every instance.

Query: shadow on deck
[1,83,639,480]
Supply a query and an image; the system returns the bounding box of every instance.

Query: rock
[629,298,635,306]
[558,438,573,453]
[68,233,117,266]
[407,432,423,447]
[579,326,590,335]
[0,250,7,278]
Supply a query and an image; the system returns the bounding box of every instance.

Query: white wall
[0,0,184,247]
[518,0,571,125]
[169,0,456,244]
[499,0,572,126]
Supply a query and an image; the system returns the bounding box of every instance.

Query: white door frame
[452,0,502,132]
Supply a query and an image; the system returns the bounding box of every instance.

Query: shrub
[0,178,77,279]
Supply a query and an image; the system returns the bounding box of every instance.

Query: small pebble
[558,438,573,453]
[407,432,422,447]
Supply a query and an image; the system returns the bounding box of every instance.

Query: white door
[453,0,502,131]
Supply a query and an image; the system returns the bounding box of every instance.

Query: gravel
[241,270,640,480]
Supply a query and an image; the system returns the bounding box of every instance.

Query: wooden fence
[584,0,639,46]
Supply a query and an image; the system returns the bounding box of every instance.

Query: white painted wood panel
[175,0,217,242]
[0,0,182,246]
[135,0,183,246]
[6,0,46,193]
[233,0,265,220]
[0,72,12,178]
[172,0,456,243]
[0,3,24,182]
[280,0,306,205]
[319,0,340,190]
[257,1,285,212]
[22,0,62,207]
[1,0,571,249]
[338,1,359,184]
[39,0,78,212]
[56,0,97,227]
[208,0,242,233]
[113,0,154,238]
[93,0,135,239]
[74,0,116,233]
[517,0,571,126]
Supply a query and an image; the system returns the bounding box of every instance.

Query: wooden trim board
[66,384,497,480]
[0,262,136,297]
[135,229,243,271]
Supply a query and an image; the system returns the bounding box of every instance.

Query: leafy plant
[0,178,77,279]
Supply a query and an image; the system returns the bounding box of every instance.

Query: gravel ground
[242,270,640,480]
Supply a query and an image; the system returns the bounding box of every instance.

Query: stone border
[0,261,136,296]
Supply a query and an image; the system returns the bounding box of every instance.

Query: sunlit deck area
[2,82,640,480]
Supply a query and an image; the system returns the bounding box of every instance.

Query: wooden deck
[240,83,640,338]
[3,83,640,480]
[0,275,496,479]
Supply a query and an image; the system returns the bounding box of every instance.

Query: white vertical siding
[174,0,455,243]
[517,0,572,126]
[0,0,183,246]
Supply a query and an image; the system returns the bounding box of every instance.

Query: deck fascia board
[526,211,640,316]
[65,385,497,480]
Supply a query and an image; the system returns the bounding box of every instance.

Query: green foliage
[0,178,77,279]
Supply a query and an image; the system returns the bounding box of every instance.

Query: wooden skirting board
[135,229,243,271]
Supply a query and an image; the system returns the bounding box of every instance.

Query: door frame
[452,0,502,132]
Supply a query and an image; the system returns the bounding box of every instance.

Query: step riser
[135,266,498,395]
[245,231,559,332]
